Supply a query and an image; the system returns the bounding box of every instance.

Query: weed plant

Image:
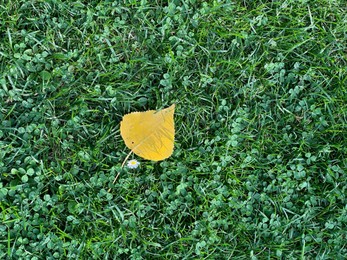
[1,0,346,259]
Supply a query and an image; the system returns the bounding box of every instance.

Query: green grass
[1,0,346,259]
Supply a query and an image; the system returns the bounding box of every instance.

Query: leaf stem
[108,151,133,192]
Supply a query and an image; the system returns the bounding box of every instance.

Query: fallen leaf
[120,104,175,161]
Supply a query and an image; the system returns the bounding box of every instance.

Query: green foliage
[1,0,346,259]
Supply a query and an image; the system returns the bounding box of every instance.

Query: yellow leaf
[120,104,175,161]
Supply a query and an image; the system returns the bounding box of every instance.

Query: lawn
[1,0,346,259]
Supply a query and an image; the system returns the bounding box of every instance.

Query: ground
[0,1,346,259]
